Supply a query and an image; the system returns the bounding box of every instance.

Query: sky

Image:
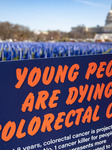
[0,0,111,32]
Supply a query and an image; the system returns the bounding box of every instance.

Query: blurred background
[0,0,112,61]
[0,0,112,42]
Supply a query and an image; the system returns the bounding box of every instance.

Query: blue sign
[0,54,112,150]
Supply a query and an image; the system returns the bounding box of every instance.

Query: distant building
[34,30,49,35]
[72,5,112,35]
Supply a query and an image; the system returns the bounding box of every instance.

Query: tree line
[0,22,95,41]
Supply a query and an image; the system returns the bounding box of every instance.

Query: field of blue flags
[0,42,112,61]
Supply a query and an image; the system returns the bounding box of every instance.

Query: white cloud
[72,0,108,8]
